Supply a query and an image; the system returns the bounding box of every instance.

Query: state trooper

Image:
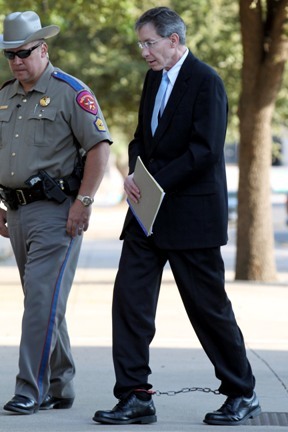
[0,11,112,414]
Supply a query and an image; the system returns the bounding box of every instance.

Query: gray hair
[135,7,186,45]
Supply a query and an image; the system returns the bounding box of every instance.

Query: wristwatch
[76,194,94,207]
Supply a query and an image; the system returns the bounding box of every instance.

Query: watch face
[83,196,92,206]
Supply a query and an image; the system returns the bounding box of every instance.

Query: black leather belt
[0,186,46,209]
[0,181,76,211]
[15,187,46,205]
[0,173,80,210]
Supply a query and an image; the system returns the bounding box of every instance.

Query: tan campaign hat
[0,11,60,49]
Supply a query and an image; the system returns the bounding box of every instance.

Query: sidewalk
[0,204,287,431]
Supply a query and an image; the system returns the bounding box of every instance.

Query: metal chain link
[155,387,220,396]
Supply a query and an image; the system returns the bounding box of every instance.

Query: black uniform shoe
[203,392,261,425]
[3,395,39,414]
[40,394,74,410]
[93,393,157,424]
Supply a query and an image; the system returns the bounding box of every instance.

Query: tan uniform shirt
[0,62,112,188]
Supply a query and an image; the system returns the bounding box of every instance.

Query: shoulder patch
[76,90,98,115]
[51,71,84,92]
[94,116,106,132]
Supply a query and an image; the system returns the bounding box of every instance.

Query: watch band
[76,194,94,206]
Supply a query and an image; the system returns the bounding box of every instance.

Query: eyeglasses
[3,43,42,60]
[137,38,165,50]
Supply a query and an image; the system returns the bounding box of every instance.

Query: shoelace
[219,397,237,413]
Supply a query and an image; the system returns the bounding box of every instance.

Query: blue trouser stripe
[37,238,74,401]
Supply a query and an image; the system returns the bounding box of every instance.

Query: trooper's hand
[66,200,92,238]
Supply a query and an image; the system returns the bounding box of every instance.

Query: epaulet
[0,78,16,90]
[51,71,84,92]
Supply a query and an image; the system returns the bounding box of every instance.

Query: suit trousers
[112,223,255,399]
[7,198,82,404]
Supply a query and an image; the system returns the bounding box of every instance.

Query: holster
[39,170,67,203]
[0,186,19,210]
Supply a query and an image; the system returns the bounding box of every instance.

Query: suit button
[149,158,154,163]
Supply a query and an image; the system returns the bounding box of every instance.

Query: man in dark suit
[93,7,261,426]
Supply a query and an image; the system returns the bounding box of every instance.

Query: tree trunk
[236,104,277,280]
[235,0,288,281]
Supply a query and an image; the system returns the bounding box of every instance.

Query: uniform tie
[151,72,169,135]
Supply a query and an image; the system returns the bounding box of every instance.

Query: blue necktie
[151,73,169,135]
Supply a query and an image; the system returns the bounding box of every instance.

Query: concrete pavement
[0,203,288,431]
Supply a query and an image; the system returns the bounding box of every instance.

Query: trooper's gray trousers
[7,197,82,404]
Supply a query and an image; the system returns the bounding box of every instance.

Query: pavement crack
[249,347,288,396]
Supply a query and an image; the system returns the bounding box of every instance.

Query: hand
[0,207,9,238]
[124,174,141,204]
[66,200,92,238]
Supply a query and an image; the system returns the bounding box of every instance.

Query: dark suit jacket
[121,51,229,249]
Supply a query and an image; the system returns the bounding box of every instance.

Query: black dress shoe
[203,391,261,425]
[3,395,39,415]
[40,394,74,410]
[93,393,157,424]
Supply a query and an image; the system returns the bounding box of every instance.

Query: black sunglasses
[3,42,42,60]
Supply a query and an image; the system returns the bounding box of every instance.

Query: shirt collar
[166,48,189,85]
[10,62,54,97]
[29,62,54,93]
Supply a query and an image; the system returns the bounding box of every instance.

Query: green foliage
[170,0,242,141]
[0,0,287,152]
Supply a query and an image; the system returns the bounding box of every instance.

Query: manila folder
[127,156,165,236]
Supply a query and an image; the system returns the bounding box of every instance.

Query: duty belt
[0,175,79,210]
[0,186,45,210]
